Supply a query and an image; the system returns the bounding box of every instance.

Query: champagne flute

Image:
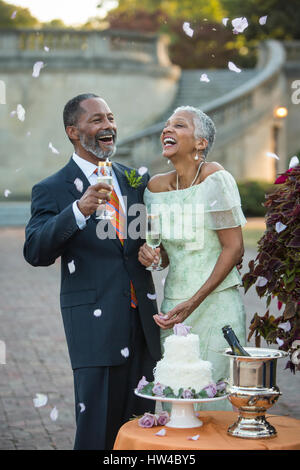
[146,213,163,271]
[96,161,114,220]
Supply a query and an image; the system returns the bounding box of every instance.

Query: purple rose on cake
[152,383,165,397]
[173,323,192,336]
[136,376,149,392]
[138,412,158,428]
[181,389,193,399]
[157,411,170,426]
[203,383,217,398]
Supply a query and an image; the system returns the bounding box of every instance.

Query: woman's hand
[138,243,160,268]
[153,300,195,330]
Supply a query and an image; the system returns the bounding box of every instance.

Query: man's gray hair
[172,105,216,159]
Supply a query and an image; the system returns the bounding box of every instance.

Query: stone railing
[117,40,287,172]
[0,28,176,75]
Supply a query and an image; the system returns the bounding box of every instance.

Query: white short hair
[172,105,216,159]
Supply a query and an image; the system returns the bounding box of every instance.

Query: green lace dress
[144,169,247,411]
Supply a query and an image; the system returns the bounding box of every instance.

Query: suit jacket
[24,157,161,369]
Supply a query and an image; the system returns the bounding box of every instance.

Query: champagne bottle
[222,325,251,356]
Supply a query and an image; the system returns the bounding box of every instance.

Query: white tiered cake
[154,325,213,395]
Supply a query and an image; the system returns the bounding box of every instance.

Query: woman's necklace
[176,160,205,190]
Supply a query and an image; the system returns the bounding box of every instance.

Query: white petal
[228,61,241,73]
[259,16,268,25]
[121,347,129,358]
[49,142,59,154]
[183,22,194,37]
[278,321,291,332]
[155,429,166,436]
[275,221,287,233]
[74,178,84,193]
[11,10,17,19]
[292,340,300,349]
[210,200,217,207]
[32,61,45,78]
[292,350,300,365]
[232,17,248,33]
[44,46,50,52]
[50,406,58,421]
[26,131,31,137]
[68,260,76,274]
[79,402,86,413]
[222,18,229,26]
[266,151,279,160]
[10,110,16,117]
[4,189,11,198]
[93,309,102,318]
[33,393,48,408]
[257,276,268,287]
[138,166,148,176]
[200,73,210,82]
[276,337,284,347]
[16,104,25,121]
[147,293,157,300]
[289,156,299,168]
[188,434,200,440]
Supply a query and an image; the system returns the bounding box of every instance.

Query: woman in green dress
[138,105,247,410]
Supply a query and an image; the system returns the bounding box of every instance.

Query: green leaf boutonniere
[125,169,143,189]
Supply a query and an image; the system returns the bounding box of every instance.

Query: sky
[5,0,118,25]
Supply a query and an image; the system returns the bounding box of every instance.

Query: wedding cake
[153,324,213,395]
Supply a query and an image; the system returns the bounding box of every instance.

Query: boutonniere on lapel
[125,169,143,189]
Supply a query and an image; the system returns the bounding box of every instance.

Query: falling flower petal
[210,200,217,207]
[68,260,75,274]
[183,22,194,37]
[78,403,86,413]
[49,142,59,154]
[121,347,129,358]
[16,104,25,121]
[138,166,148,176]
[188,434,200,441]
[276,337,284,347]
[292,350,300,365]
[256,276,268,287]
[93,309,102,318]
[74,178,83,193]
[228,61,241,73]
[26,131,31,137]
[50,406,58,421]
[147,293,157,300]
[200,73,210,82]
[4,189,11,198]
[32,61,45,78]
[289,156,299,168]
[266,151,279,160]
[222,18,229,26]
[278,321,291,332]
[275,221,287,233]
[11,10,17,19]
[10,110,16,117]
[259,16,268,25]
[155,429,166,436]
[232,17,248,34]
[33,393,48,408]
[44,46,50,52]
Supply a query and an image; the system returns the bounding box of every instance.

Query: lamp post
[272,106,288,176]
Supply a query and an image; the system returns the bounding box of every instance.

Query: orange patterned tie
[95,167,138,308]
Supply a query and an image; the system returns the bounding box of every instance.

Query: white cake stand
[135,390,229,428]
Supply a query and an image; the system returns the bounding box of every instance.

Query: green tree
[0,0,39,29]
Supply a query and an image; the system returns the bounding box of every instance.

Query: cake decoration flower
[203,383,217,398]
[173,323,192,336]
[136,376,149,393]
[157,411,170,426]
[152,383,165,397]
[181,389,193,399]
[138,412,158,428]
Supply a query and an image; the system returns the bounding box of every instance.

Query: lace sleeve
[203,170,247,230]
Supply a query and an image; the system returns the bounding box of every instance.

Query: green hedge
[237,180,276,217]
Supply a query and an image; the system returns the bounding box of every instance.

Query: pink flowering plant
[242,163,300,373]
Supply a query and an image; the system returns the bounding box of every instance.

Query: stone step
[0,202,31,226]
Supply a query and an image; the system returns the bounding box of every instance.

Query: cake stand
[135,390,229,428]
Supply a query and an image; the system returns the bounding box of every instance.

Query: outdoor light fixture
[274,106,288,118]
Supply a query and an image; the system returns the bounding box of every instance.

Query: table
[113,411,300,450]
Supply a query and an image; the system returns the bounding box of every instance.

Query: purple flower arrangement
[138,411,170,428]
[136,376,227,400]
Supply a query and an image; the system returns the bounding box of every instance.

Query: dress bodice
[144,169,247,300]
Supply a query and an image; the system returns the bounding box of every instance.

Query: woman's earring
[167,159,170,165]
[194,154,199,161]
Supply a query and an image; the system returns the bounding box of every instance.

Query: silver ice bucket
[223,347,288,439]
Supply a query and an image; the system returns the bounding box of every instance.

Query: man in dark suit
[23,93,161,450]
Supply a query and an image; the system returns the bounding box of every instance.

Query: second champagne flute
[96,161,113,220]
[146,213,163,271]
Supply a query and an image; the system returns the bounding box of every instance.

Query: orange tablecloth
[113,411,300,450]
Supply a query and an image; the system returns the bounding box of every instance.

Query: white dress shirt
[72,152,125,229]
